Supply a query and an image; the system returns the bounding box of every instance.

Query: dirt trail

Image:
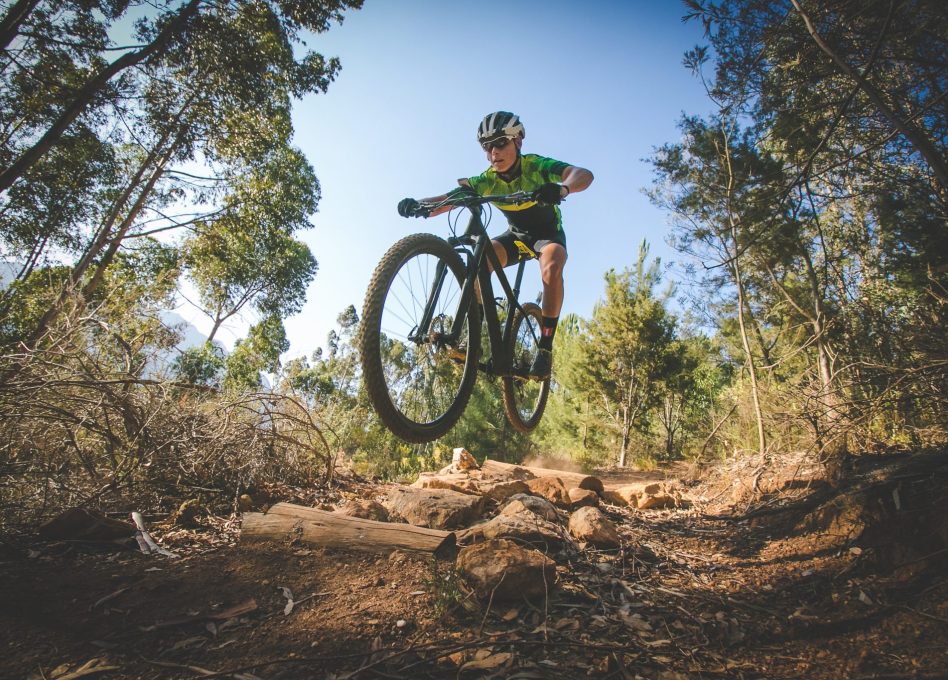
[2,452,946,679]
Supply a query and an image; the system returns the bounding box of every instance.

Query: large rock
[476,478,531,502]
[526,477,572,509]
[602,482,683,510]
[568,506,621,549]
[459,507,564,550]
[501,495,560,522]
[457,539,556,601]
[384,487,485,530]
[568,487,599,508]
[452,447,480,470]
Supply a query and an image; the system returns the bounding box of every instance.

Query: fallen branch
[130,511,177,557]
[240,502,457,556]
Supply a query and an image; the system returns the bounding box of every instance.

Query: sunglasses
[481,137,513,152]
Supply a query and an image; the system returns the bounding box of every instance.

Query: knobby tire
[360,233,481,443]
[502,302,550,433]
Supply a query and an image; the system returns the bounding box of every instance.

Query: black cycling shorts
[493,229,567,264]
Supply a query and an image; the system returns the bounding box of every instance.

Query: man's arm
[418,180,475,217]
[559,165,593,197]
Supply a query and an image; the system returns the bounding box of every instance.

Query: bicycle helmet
[477,111,525,143]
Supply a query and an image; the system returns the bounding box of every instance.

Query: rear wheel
[502,302,550,433]
[360,233,480,443]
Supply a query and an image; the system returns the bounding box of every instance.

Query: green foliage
[172,342,226,387]
[647,0,948,454]
[572,242,683,465]
[224,315,290,391]
[0,0,360,364]
[422,558,467,618]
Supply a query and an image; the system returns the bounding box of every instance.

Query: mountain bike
[359,190,551,443]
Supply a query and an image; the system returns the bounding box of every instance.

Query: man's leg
[531,243,566,378]
[537,243,566,320]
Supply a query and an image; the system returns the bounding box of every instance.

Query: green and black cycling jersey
[465,154,570,237]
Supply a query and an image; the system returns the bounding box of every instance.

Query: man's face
[483,136,520,173]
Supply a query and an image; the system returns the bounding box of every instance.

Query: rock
[411,475,479,495]
[460,508,564,549]
[603,482,683,510]
[456,538,556,600]
[384,487,485,530]
[434,447,481,476]
[501,495,560,522]
[334,499,390,522]
[452,447,480,470]
[577,475,605,495]
[568,488,599,508]
[37,508,135,541]
[476,478,530,502]
[526,477,572,508]
[568,506,621,549]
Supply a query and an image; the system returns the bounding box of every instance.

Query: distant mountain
[161,311,220,352]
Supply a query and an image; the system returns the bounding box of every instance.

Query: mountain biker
[397,110,594,379]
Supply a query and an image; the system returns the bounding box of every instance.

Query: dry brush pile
[0,321,334,533]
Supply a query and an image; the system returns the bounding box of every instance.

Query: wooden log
[240,502,456,557]
[481,459,605,494]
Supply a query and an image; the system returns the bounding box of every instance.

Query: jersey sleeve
[533,155,569,181]
[466,171,492,195]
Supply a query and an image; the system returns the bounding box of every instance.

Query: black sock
[539,316,558,352]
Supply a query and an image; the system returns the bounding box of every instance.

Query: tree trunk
[16,123,181,355]
[734,259,767,454]
[0,0,200,194]
[801,248,847,457]
[619,404,629,467]
[0,0,40,51]
[241,503,457,557]
[80,135,180,299]
[718,124,767,455]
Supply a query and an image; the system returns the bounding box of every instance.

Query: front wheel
[360,233,481,443]
[502,302,550,433]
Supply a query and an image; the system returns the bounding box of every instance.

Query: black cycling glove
[533,182,567,205]
[397,198,429,218]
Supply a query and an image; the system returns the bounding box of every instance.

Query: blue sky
[187,1,714,359]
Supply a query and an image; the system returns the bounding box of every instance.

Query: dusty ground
[2,451,947,679]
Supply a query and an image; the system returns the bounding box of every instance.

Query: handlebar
[411,190,535,217]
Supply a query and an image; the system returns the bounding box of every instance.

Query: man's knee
[539,247,566,285]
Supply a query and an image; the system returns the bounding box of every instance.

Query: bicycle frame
[410,205,534,378]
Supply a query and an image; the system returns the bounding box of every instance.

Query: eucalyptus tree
[223,313,289,391]
[0,0,362,359]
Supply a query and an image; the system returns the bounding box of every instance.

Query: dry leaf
[280,586,295,615]
[553,617,581,633]
[618,608,653,632]
[460,652,513,673]
[642,638,672,647]
[171,636,206,651]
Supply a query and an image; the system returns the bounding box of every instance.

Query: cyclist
[397,110,594,379]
